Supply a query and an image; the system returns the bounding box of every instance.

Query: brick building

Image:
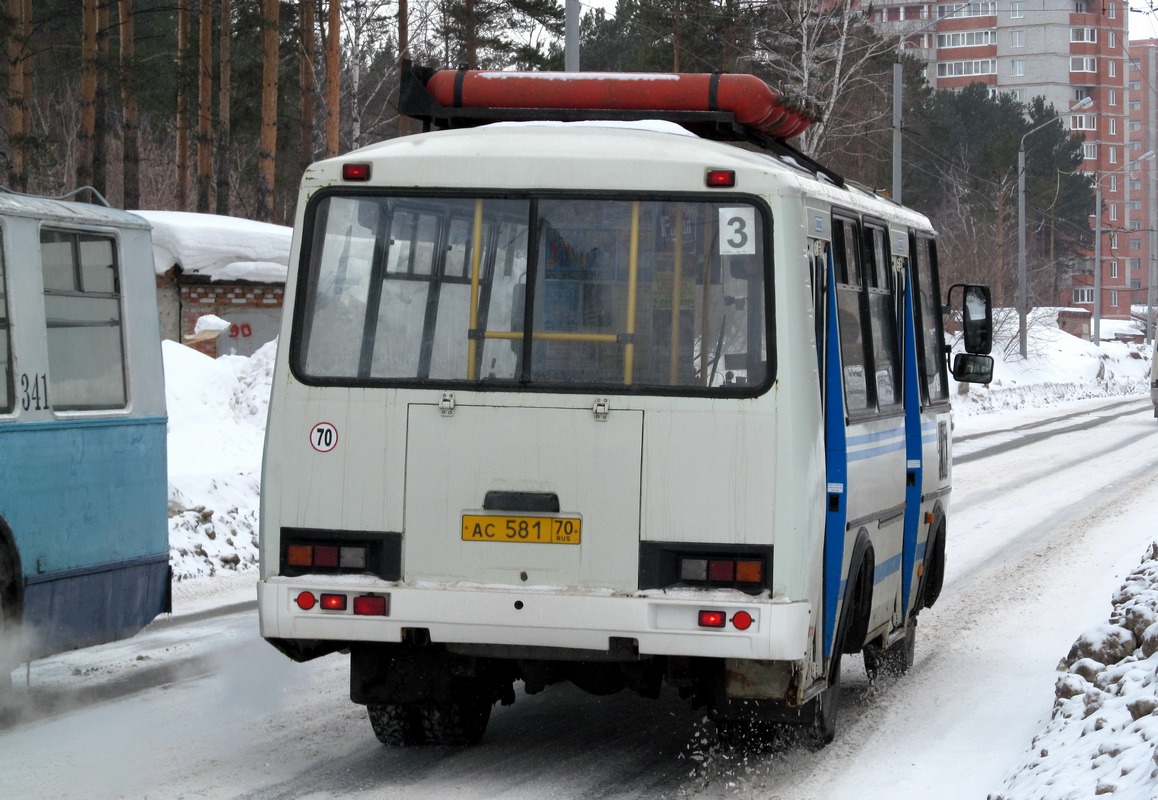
[138,210,292,358]
[1128,38,1158,338]
[870,1,1142,335]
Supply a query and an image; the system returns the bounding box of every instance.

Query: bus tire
[0,538,19,694]
[367,703,425,746]
[419,685,492,746]
[923,521,947,609]
[863,616,917,681]
[0,590,10,694]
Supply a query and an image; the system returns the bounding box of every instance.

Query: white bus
[258,65,993,747]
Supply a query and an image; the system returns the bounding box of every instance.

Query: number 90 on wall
[719,207,757,256]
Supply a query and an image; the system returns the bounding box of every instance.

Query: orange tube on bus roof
[424,70,814,140]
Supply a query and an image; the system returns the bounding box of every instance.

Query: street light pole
[1016,97,1091,359]
[1094,177,1103,345]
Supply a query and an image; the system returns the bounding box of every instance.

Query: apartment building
[871,1,1137,331]
[1128,39,1158,338]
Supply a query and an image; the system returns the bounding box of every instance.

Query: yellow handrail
[669,204,684,385]
[624,201,640,385]
[478,330,619,343]
[466,199,484,381]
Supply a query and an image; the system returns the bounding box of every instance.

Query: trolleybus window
[40,230,127,410]
[297,194,769,393]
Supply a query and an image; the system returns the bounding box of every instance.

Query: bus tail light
[284,542,368,571]
[320,593,347,611]
[354,595,389,616]
[697,609,755,630]
[295,592,316,610]
[698,610,726,628]
[679,556,764,586]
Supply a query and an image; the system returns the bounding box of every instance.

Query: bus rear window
[295,194,770,394]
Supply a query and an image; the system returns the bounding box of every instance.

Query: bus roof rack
[397,60,844,189]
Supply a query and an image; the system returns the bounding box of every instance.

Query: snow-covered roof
[134,209,291,283]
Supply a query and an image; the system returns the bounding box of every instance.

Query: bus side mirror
[951,353,993,384]
[948,283,992,355]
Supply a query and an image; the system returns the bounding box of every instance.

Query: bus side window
[912,237,949,405]
[863,225,901,410]
[832,217,871,413]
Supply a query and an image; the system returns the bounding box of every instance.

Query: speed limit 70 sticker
[310,422,339,452]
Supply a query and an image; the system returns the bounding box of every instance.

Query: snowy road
[2,396,1156,799]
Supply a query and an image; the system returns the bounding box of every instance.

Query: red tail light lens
[295,592,316,610]
[731,610,754,631]
[698,610,726,628]
[353,595,389,616]
[320,593,348,611]
[313,546,339,568]
[707,560,735,581]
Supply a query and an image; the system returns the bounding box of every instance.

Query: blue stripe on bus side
[901,272,924,614]
[823,248,848,660]
[875,552,903,584]
[846,437,907,462]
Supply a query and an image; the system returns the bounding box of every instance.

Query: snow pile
[993,543,1158,800]
[950,307,1151,416]
[163,337,274,580]
[134,209,292,283]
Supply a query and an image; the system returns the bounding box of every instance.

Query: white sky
[1130,0,1158,40]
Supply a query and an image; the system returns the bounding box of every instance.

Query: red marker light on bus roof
[343,163,371,181]
[705,169,735,188]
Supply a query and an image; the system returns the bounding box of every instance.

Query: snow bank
[951,307,1151,416]
[993,543,1158,800]
[163,338,274,580]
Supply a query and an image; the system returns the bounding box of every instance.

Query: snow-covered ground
[155,301,1158,798]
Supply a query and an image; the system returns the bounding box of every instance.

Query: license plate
[461,513,582,545]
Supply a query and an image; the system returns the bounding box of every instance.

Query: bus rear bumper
[258,577,812,662]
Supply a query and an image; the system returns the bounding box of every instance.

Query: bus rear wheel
[367,703,425,746]
[419,689,492,746]
[863,617,917,681]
